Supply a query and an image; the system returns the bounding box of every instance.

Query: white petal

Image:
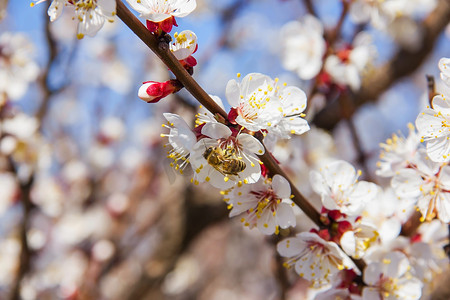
[272,175,291,199]
[237,133,265,155]
[240,73,272,98]
[257,209,277,235]
[362,287,381,300]
[309,170,330,195]
[340,231,356,257]
[225,79,241,107]
[436,192,450,222]
[391,169,422,198]
[276,202,296,229]
[324,160,356,191]
[48,0,64,22]
[426,136,450,162]
[97,0,116,18]
[280,86,307,114]
[277,237,305,257]
[201,122,231,139]
[363,262,383,286]
[171,0,197,18]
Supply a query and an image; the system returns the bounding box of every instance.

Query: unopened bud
[146,16,178,34]
[138,79,182,103]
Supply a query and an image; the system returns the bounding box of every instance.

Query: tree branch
[115,0,366,272]
[115,0,322,228]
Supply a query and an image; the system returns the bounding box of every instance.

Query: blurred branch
[36,2,61,125]
[123,187,228,299]
[271,235,289,300]
[305,1,349,114]
[426,74,437,106]
[312,0,450,130]
[325,0,349,45]
[9,164,34,300]
[400,211,423,237]
[302,0,317,17]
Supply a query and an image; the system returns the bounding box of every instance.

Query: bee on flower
[190,122,264,189]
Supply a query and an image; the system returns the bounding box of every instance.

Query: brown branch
[326,0,349,46]
[36,2,58,125]
[400,211,422,237]
[313,0,450,131]
[115,0,366,272]
[9,170,34,300]
[302,0,317,17]
[115,0,321,227]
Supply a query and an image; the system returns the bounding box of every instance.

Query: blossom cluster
[4,0,449,299]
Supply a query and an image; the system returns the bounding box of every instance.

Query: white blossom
[340,222,379,259]
[416,94,450,162]
[438,57,450,87]
[391,150,450,222]
[0,32,39,103]
[45,0,116,39]
[226,73,309,138]
[324,32,374,91]
[362,251,422,300]
[376,123,421,177]
[161,113,197,176]
[277,232,356,286]
[195,95,225,126]
[170,30,197,60]
[226,174,295,235]
[310,160,378,216]
[280,15,326,80]
[125,0,196,22]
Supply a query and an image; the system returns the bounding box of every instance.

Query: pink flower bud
[138,79,182,103]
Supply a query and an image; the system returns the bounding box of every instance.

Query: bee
[203,146,246,177]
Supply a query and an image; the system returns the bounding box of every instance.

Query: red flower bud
[138,79,182,103]
[146,16,178,34]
